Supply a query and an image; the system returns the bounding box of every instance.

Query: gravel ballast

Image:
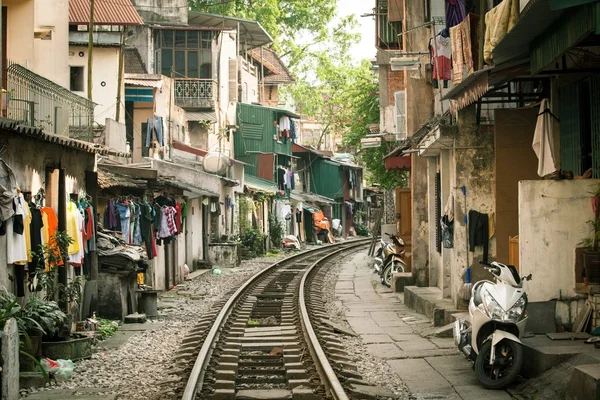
[21,254,288,400]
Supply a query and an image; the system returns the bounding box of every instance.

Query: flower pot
[584,251,600,285]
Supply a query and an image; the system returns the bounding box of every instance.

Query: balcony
[6,61,94,141]
[174,78,216,109]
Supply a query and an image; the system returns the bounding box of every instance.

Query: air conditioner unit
[394,91,408,141]
[390,57,420,71]
[360,137,382,148]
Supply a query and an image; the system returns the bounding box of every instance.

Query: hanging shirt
[67,201,81,255]
[69,208,85,266]
[40,207,59,269]
[7,194,28,264]
[28,202,44,270]
[22,201,33,263]
[279,116,291,132]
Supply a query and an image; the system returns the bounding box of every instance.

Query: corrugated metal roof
[244,174,278,193]
[186,111,217,122]
[124,78,163,89]
[0,118,129,157]
[69,0,143,26]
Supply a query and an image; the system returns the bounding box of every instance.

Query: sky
[336,0,376,63]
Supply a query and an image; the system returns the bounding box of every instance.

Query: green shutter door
[560,82,582,176]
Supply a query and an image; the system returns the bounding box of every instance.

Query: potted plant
[583,183,600,284]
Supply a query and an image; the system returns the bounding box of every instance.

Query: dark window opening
[70,66,84,92]
[155,30,214,79]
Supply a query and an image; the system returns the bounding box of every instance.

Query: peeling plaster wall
[519,180,600,302]
[405,0,435,287]
[451,107,496,308]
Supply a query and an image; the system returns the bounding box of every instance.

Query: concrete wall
[216,30,237,158]
[5,0,34,68]
[128,26,154,74]
[33,0,70,88]
[451,108,496,308]
[105,118,127,153]
[131,0,188,25]
[240,57,259,105]
[519,180,600,302]
[69,46,124,124]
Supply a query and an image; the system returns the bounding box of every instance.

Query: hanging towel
[483,0,520,66]
[446,0,466,28]
[532,99,557,177]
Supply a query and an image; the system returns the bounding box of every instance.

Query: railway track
[180,239,370,400]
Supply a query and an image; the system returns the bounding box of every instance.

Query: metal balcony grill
[174,78,216,108]
[6,61,94,141]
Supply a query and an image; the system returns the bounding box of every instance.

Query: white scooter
[453,260,532,389]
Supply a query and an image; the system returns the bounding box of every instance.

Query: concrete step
[566,364,600,400]
[404,286,460,327]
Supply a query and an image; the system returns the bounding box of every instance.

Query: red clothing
[175,203,182,234]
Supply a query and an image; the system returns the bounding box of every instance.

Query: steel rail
[299,241,369,400]
[181,238,371,400]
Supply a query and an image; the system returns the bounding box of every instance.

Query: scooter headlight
[482,290,527,323]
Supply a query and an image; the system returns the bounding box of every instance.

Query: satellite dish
[203,152,230,176]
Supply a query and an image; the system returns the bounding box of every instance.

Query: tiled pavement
[336,251,513,400]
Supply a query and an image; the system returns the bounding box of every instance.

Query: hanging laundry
[67,201,81,255]
[0,160,17,222]
[290,120,297,143]
[27,201,44,269]
[277,168,286,191]
[430,30,452,88]
[445,0,466,28]
[7,193,28,265]
[450,14,479,83]
[40,207,59,269]
[483,0,519,66]
[115,201,131,243]
[146,115,164,147]
[279,116,290,132]
[468,210,489,263]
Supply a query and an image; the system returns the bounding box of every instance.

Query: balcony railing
[174,78,216,109]
[6,61,94,141]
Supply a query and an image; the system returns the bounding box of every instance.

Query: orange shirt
[41,207,61,269]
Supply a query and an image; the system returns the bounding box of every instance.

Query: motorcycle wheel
[382,261,405,287]
[474,339,523,390]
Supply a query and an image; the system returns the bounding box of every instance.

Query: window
[70,66,84,92]
[155,30,214,79]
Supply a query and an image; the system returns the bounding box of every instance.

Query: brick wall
[387,68,406,105]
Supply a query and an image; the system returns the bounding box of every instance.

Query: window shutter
[394,90,407,140]
[229,59,238,102]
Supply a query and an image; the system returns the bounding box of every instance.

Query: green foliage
[268,213,283,248]
[20,297,68,337]
[239,228,266,258]
[238,196,253,232]
[35,231,85,308]
[354,222,370,237]
[97,319,119,341]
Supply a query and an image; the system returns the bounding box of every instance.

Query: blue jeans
[146,116,163,147]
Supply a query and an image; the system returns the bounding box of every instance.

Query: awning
[124,78,163,89]
[186,111,217,122]
[290,191,335,205]
[244,174,278,194]
[187,11,273,50]
[384,154,411,170]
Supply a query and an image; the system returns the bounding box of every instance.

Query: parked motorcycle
[453,260,532,389]
[379,233,407,287]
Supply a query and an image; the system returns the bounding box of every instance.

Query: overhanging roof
[244,174,278,193]
[290,191,335,205]
[69,0,143,26]
[187,11,273,50]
